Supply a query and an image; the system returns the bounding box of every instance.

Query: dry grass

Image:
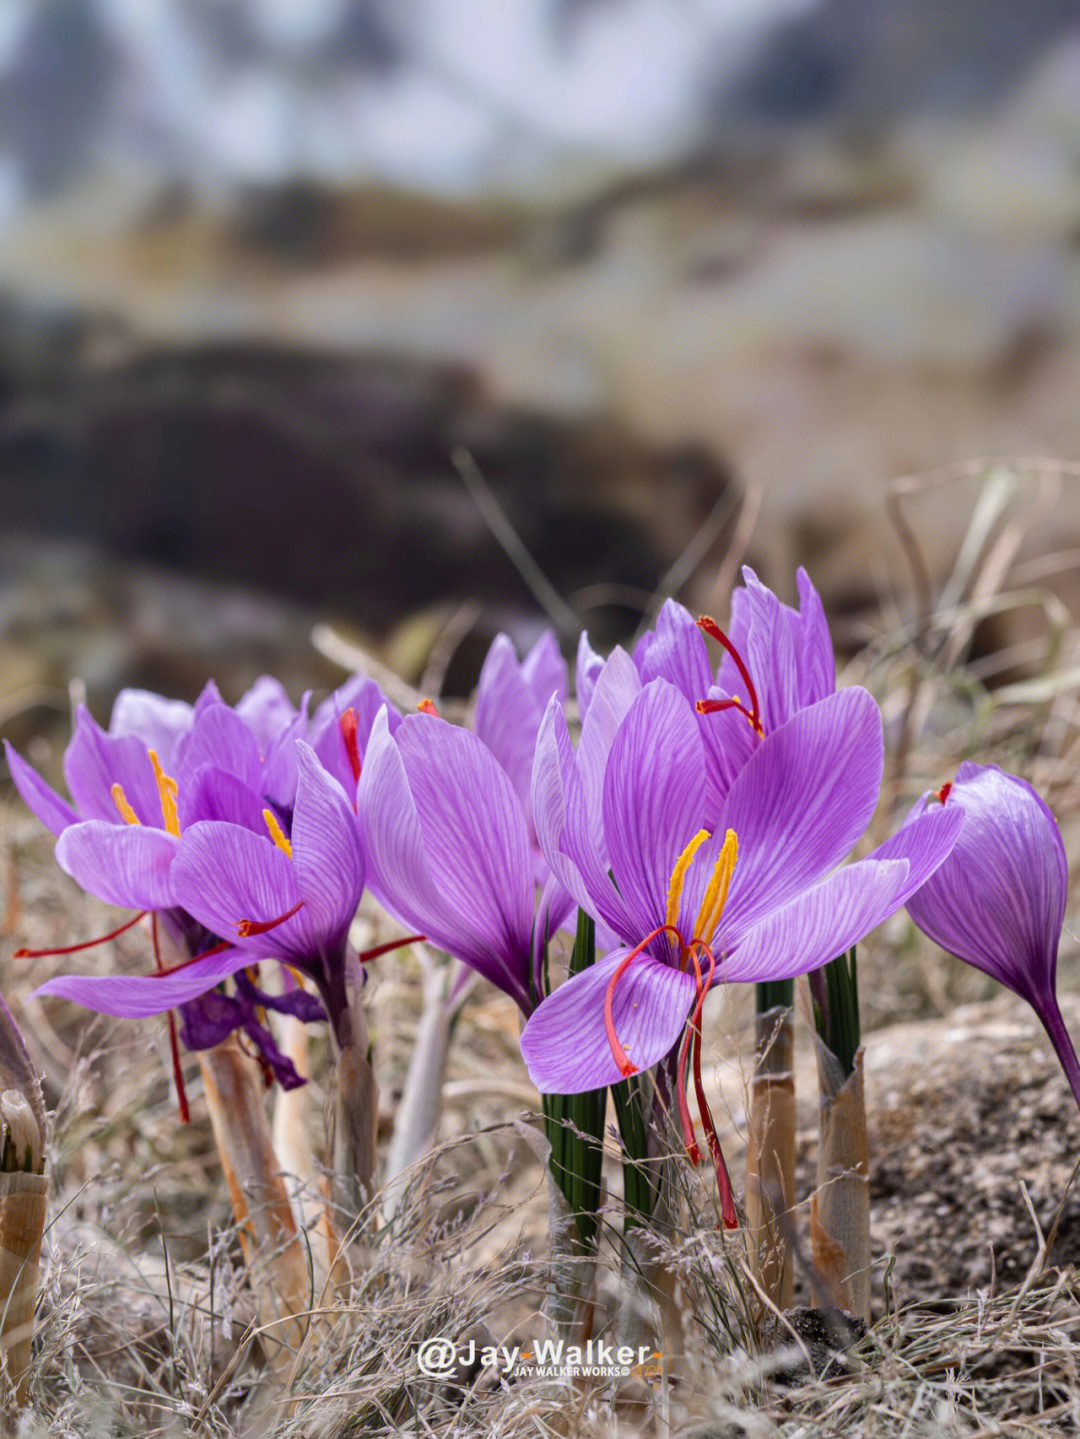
[4,464,1080,1433]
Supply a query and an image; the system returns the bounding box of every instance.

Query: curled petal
[520,948,697,1094]
[109,689,194,764]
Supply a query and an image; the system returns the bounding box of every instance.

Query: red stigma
[603,924,682,1077]
[417,698,441,717]
[935,781,953,805]
[235,899,304,937]
[695,617,764,736]
[340,708,362,783]
[358,933,426,964]
[152,914,190,1123]
[14,909,147,958]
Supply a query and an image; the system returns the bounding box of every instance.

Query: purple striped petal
[602,681,707,945]
[4,740,78,836]
[108,689,194,764]
[175,704,262,793]
[520,948,697,1093]
[357,712,532,1007]
[55,822,179,910]
[576,647,641,854]
[532,699,640,941]
[716,688,882,934]
[34,945,256,1018]
[171,822,319,961]
[521,630,568,709]
[905,763,1067,1002]
[474,634,544,818]
[234,676,297,751]
[289,742,365,944]
[64,708,162,826]
[178,766,267,832]
[395,714,534,977]
[576,632,605,719]
[718,859,912,985]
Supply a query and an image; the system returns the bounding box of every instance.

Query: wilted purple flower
[905,763,1080,1109]
[521,680,963,1219]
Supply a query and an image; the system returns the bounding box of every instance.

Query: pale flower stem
[1039,997,1080,1114]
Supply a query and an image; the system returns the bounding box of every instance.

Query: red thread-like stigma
[935,781,953,805]
[604,924,682,1077]
[695,616,764,736]
[235,899,304,937]
[340,708,362,783]
[417,698,441,717]
[14,909,147,958]
[152,914,190,1124]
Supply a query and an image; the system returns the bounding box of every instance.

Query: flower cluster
[7,565,1079,1154]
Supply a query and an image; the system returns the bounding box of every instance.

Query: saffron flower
[165,741,384,1051]
[357,707,546,1013]
[905,763,1080,1109]
[521,679,962,1117]
[7,688,335,1091]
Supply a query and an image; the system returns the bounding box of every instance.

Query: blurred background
[2,0,1080,729]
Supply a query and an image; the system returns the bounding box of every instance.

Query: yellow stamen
[693,829,738,944]
[148,750,181,838]
[111,782,140,827]
[263,809,292,858]
[665,829,711,934]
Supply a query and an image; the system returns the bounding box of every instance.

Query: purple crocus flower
[904,763,1080,1110]
[6,685,339,1092]
[165,742,380,1052]
[357,707,543,1013]
[521,680,963,1216]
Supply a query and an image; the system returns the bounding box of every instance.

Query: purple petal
[33,944,256,1017]
[261,706,309,810]
[174,703,262,793]
[904,763,1067,1001]
[520,948,696,1093]
[55,822,179,910]
[395,715,534,978]
[290,742,365,944]
[64,707,162,825]
[531,698,640,941]
[234,676,297,751]
[108,689,194,765]
[178,766,268,832]
[520,630,568,710]
[717,688,883,934]
[576,647,641,853]
[4,740,78,836]
[358,712,532,1007]
[171,822,320,961]
[718,858,912,985]
[474,635,544,817]
[635,600,714,708]
[576,632,605,719]
[602,681,707,944]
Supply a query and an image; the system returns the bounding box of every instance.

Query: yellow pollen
[692,829,738,944]
[263,809,292,858]
[111,782,140,827]
[665,829,711,934]
[148,750,181,838]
